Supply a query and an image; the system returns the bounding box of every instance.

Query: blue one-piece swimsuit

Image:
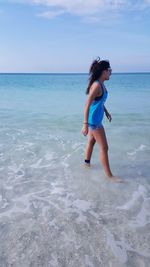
[88,80,108,130]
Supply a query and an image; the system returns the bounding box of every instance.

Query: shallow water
[0,73,150,266]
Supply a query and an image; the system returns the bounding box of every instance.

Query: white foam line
[35,164,54,169]
[34,196,66,215]
[0,198,31,219]
[129,198,150,228]
[64,198,92,226]
[44,152,57,161]
[60,153,73,179]
[31,157,58,169]
[72,199,91,212]
[105,228,128,263]
[127,144,146,156]
[24,141,34,147]
[8,163,23,173]
[30,158,43,168]
[0,189,54,219]
[116,185,147,210]
[51,186,65,195]
[105,228,150,263]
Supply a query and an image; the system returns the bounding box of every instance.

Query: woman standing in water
[81,57,123,183]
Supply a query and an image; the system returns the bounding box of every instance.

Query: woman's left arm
[104,105,108,114]
[104,105,112,122]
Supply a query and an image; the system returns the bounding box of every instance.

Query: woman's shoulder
[89,80,102,95]
[90,81,101,92]
[91,80,101,89]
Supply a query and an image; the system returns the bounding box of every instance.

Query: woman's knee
[101,144,109,151]
[88,138,96,146]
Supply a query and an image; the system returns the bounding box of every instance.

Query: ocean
[0,73,150,266]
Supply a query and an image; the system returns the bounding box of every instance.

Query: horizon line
[0,72,150,75]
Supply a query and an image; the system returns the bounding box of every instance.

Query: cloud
[5,0,150,19]
[31,0,128,16]
[37,9,65,18]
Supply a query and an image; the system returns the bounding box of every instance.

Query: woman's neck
[99,77,105,84]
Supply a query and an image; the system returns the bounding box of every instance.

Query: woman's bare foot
[107,175,124,183]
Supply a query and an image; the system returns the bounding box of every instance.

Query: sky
[0,0,150,73]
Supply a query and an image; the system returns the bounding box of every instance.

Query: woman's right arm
[81,82,100,136]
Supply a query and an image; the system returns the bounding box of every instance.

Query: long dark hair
[86,57,110,94]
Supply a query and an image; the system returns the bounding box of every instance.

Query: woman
[81,57,123,183]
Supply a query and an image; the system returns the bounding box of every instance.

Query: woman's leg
[84,128,96,165]
[92,125,123,182]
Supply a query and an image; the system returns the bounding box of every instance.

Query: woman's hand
[81,124,88,136]
[105,111,112,122]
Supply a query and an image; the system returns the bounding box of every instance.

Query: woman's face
[103,67,112,80]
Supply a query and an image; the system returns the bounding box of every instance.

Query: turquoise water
[0,73,150,266]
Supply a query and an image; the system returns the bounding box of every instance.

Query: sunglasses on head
[108,67,112,71]
[107,68,112,73]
